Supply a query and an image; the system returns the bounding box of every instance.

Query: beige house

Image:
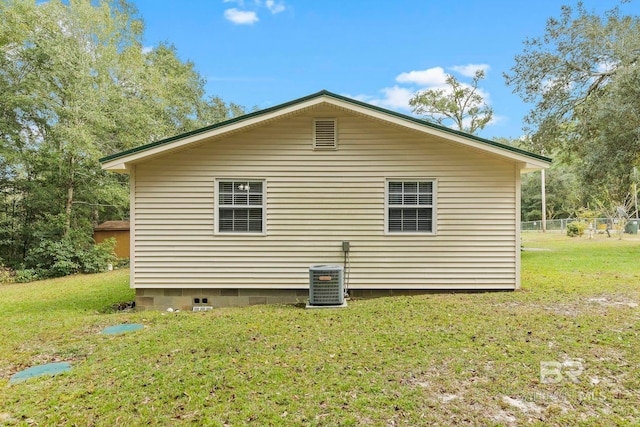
[101,90,550,311]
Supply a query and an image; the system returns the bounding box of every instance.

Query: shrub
[15,269,38,283]
[26,239,80,277]
[115,257,130,269]
[25,238,117,278]
[0,265,15,284]
[79,238,117,274]
[566,221,587,237]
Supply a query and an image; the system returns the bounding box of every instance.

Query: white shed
[101,90,550,310]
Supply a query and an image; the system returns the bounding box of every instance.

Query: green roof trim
[99,89,552,164]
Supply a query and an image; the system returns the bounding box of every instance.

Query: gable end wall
[131,106,519,309]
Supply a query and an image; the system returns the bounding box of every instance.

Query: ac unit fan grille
[309,265,344,306]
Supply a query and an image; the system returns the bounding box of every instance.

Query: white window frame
[385,178,437,235]
[214,179,266,235]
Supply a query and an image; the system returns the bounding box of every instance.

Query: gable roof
[100,90,551,173]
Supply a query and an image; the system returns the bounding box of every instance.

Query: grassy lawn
[1,234,639,426]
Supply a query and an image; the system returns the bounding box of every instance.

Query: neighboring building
[93,220,130,259]
[100,90,550,311]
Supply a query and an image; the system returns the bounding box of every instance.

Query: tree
[505,2,640,200]
[0,0,243,271]
[409,70,493,135]
[520,164,580,221]
[595,188,637,240]
[493,137,584,223]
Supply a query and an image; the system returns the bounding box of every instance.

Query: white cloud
[395,64,490,87]
[265,0,285,13]
[350,62,499,131]
[347,86,415,111]
[142,46,153,54]
[224,8,258,24]
[540,77,574,94]
[450,63,490,77]
[348,82,490,115]
[375,86,414,109]
[396,67,448,87]
[488,115,505,126]
[596,60,617,74]
[222,0,284,24]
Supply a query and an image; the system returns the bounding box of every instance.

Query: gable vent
[314,119,337,149]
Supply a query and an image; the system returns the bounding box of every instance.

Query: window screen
[388,181,434,233]
[218,181,264,233]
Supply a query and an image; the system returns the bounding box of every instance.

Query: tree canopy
[505,1,640,200]
[0,0,243,275]
[409,70,493,135]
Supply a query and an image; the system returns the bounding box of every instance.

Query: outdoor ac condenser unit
[308,265,344,306]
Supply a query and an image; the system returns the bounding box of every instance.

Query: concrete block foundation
[135,288,309,311]
[135,288,471,311]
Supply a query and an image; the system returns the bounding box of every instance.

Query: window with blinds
[217,180,265,233]
[387,180,434,233]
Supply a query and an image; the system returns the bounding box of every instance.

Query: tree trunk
[92,209,99,229]
[63,157,74,237]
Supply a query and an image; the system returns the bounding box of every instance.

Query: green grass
[1,235,639,426]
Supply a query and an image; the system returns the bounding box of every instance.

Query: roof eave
[521,161,550,173]
[100,90,552,171]
[101,95,332,172]
[103,162,128,173]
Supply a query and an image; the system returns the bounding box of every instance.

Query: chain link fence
[522,218,640,234]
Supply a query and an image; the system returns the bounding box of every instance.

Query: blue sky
[131,0,638,139]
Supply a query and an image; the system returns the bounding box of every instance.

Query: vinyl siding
[132,105,519,290]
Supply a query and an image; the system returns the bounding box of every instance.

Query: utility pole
[633,167,639,219]
[541,168,547,232]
